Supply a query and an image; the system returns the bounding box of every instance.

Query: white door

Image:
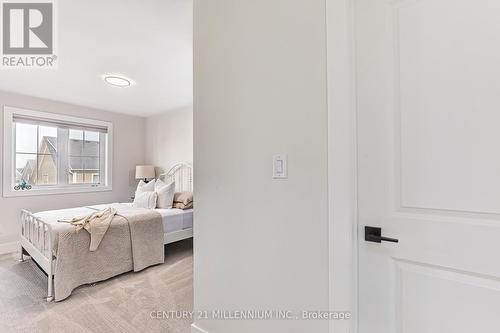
[356,0,500,332]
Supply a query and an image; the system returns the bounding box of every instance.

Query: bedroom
[3,0,500,333]
[0,0,194,331]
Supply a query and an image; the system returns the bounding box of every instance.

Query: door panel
[396,260,500,333]
[356,0,500,332]
[397,0,500,214]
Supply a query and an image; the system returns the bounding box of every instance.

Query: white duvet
[32,203,193,256]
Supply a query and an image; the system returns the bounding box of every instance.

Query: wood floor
[0,239,193,333]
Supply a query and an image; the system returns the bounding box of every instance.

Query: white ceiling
[0,0,193,117]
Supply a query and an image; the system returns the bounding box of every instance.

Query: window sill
[2,185,112,198]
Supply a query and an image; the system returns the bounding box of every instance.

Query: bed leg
[47,255,54,302]
[47,273,54,302]
[19,245,24,262]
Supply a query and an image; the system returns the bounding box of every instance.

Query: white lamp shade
[136,165,155,179]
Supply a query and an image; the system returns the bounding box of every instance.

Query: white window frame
[3,106,113,197]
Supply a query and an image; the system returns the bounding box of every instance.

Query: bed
[19,162,193,302]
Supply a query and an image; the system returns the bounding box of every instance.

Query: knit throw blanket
[58,207,117,251]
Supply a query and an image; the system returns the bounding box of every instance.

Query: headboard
[159,162,193,192]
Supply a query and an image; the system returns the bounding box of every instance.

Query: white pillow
[136,179,156,196]
[133,191,158,209]
[155,179,176,209]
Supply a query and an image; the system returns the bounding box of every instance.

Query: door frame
[326,0,358,332]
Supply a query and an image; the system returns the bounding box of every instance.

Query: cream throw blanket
[59,207,117,251]
[47,205,164,301]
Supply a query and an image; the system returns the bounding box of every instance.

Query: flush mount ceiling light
[103,75,133,87]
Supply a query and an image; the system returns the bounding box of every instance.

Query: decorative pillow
[135,179,156,196]
[173,201,193,210]
[155,179,176,209]
[173,191,193,210]
[133,191,158,209]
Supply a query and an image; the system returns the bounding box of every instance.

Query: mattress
[100,203,193,233]
[156,208,193,233]
[30,203,193,256]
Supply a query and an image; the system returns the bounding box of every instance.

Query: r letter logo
[1,1,57,68]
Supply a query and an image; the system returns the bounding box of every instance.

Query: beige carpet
[0,239,193,333]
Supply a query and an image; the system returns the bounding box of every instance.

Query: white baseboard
[191,323,210,333]
[0,241,19,255]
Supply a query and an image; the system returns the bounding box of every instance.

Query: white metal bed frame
[19,162,193,302]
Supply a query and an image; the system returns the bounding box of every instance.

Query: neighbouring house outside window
[3,106,113,197]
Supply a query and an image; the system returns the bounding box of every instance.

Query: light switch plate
[273,154,288,179]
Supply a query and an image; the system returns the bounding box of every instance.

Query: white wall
[0,91,145,252]
[145,106,193,174]
[193,0,329,332]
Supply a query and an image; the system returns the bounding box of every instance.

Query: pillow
[155,179,176,209]
[173,201,193,210]
[136,179,156,196]
[133,191,158,209]
[173,191,193,210]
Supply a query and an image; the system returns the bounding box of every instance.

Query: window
[15,123,58,186]
[3,107,113,196]
[68,129,101,185]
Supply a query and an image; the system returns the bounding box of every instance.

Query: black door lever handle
[365,226,399,243]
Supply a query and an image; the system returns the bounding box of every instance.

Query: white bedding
[32,203,193,255]
[157,207,193,232]
[89,203,193,233]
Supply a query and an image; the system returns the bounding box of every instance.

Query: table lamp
[135,165,155,183]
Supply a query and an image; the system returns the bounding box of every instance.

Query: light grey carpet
[0,239,193,333]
